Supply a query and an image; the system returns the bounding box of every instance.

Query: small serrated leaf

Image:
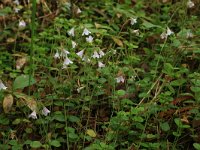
[3,94,13,113]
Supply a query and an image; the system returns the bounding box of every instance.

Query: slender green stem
[29,0,37,95]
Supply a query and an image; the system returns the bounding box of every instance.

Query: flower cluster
[28,107,51,119]
[54,27,107,68]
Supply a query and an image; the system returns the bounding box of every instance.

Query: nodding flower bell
[77,8,82,14]
[63,57,73,68]
[98,61,105,68]
[42,107,50,116]
[86,36,93,43]
[92,51,100,59]
[19,20,26,28]
[99,50,105,58]
[28,110,37,119]
[68,27,75,37]
[76,50,84,58]
[72,41,77,48]
[54,51,60,59]
[160,27,174,39]
[0,80,7,90]
[116,76,125,83]
[130,18,137,25]
[187,0,194,8]
[82,28,91,36]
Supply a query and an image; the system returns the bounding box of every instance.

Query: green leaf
[68,133,79,140]
[132,116,144,122]
[68,115,80,122]
[30,141,42,148]
[12,119,21,125]
[162,63,174,75]
[191,86,200,93]
[116,90,126,96]
[0,114,9,125]
[174,118,182,127]
[142,21,161,29]
[53,113,65,122]
[160,122,170,131]
[170,79,186,86]
[50,140,61,147]
[193,143,200,150]
[13,75,36,90]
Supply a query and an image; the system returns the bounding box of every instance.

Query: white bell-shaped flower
[86,36,93,43]
[72,41,77,48]
[130,18,137,25]
[54,51,60,59]
[76,50,84,58]
[92,51,100,59]
[28,110,37,119]
[82,28,91,36]
[19,20,26,28]
[187,0,194,8]
[42,107,50,116]
[68,27,75,37]
[98,61,105,68]
[63,57,73,68]
[0,80,7,90]
[116,76,125,83]
[99,50,105,58]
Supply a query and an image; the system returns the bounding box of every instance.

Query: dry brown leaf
[3,94,14,113]
[14,92,37,111]
[112,37,123,47]
[95,22,101,29]
[6,38,15,43]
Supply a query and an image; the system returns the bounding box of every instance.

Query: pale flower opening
[14,8,21,13]
[68,27,75,37]
[92,51,100,59]
[62,49,70,57]
[42,107,50,116]
[13,0,20,5]
[160,27,174,39]
[28,110,37,119]
[130,18,137,25]
[116,76,125,83]
[132,29,140,36]
[82,56,91,62]
[76,50,84,58]
[82,28,91,36]
[72,41,77,48]
[77,8,82,14]
[86,36,93,43]
[186,31,193,38]
[54,51,60,59]
[98,61,105,68]
[63,57,73,68]
[166,27,174,36]
[99,50,105,58]
[0,80,7,90]
[19,20,26,28]
[187,0,194,8]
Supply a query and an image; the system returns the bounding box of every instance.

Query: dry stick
[137,73,163,106]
